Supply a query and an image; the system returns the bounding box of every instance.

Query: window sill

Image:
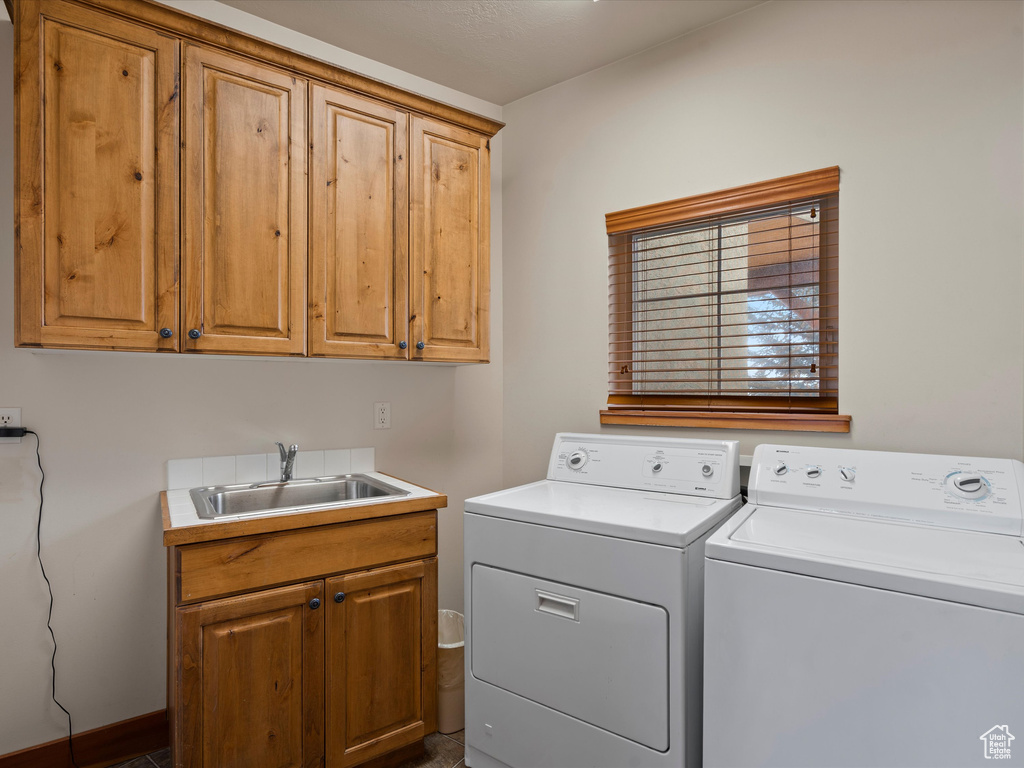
[599,410,851,433]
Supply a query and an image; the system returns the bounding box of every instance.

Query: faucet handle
[276,442,287,462]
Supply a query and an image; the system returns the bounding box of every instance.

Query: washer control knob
[806,466,822,479]
[701,464,714,478]
[840,467,856,483]
[567,450,588,471]
[651,462,663,473]
[952,474,986,497]
[773,462,788,476]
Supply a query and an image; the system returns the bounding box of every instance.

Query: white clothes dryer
[704,444,1024,768]
[464,433,742,768]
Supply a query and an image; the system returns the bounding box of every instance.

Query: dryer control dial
[567,449,589,471]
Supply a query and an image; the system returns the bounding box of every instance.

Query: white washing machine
[704,444,1024,768]
[464,433,742,768]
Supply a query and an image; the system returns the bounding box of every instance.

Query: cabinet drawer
[177,511,437,603]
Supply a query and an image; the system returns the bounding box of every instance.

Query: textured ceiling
[219,0,766,105]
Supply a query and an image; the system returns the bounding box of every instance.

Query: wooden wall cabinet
[168,510,439,768]
[309,84,408,359]
[410,118,491,363]
[182,43,308,355]
[308,96,492,362]
[15,0,180,351]
[15,0,502,362]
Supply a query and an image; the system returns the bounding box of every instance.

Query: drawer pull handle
[536,590,579,622]
[309,598,321,610]
[334,592,346,603]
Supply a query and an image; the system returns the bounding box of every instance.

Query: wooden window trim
[605,167,850,434]
[606,167,840,234]
[600,409,851,433]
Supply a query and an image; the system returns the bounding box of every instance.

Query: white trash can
[437,609,465,734]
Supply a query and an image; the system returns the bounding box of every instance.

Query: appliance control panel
[749,444,1024,536]
[548,433,740,499]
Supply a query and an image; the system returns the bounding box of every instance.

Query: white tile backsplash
[167,458,203,491]
[236,454,268,484]
[266,452,281,481]
[167,447,375,490]
[324,449,352,476]
[202,455,236,487]
[351,447,375,473]
[294,450,325,479]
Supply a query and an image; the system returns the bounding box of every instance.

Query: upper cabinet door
[15,0,180,351]
[309,85,409,359]
[410,118,491,363]
[182,44,307,355]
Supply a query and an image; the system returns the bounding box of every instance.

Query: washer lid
[465,479,742,547]
[706,504,1024,615]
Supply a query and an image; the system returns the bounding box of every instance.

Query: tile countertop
[161,472,447,547]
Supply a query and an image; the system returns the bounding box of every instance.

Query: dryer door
[471,564,669,750]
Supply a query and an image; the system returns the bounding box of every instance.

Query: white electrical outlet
[374,402,391,430]
[0,407,22,445]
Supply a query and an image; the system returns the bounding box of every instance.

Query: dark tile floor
[112,730,466,768]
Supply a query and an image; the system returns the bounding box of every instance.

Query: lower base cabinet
[178,581,326,767]
[328,561,436,767]
[167,511,438,768]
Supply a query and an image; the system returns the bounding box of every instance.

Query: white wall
[0,3,503,753]
[501,0,1024,486]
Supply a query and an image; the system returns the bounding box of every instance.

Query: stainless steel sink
[190,474,410,519]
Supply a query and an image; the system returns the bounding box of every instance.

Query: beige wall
[0,2,503,753]
[501,0,1024,486]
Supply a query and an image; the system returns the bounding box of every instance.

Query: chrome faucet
[275,442,299,482]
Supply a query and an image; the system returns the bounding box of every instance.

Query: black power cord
[20,429,80,768]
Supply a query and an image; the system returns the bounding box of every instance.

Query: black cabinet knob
[416,341,425,350]
[334,592,346,603]
[399,341,407,350]
[188,328,201,340]
[309,598,321,610]
[159,328,173,338]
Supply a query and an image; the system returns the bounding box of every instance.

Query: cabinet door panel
[310,85,408,358]
[16,0,179,350]
[177,581,324,768]
[410,118,489,362]
[183,44,306,355]
[327,559,437,767]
